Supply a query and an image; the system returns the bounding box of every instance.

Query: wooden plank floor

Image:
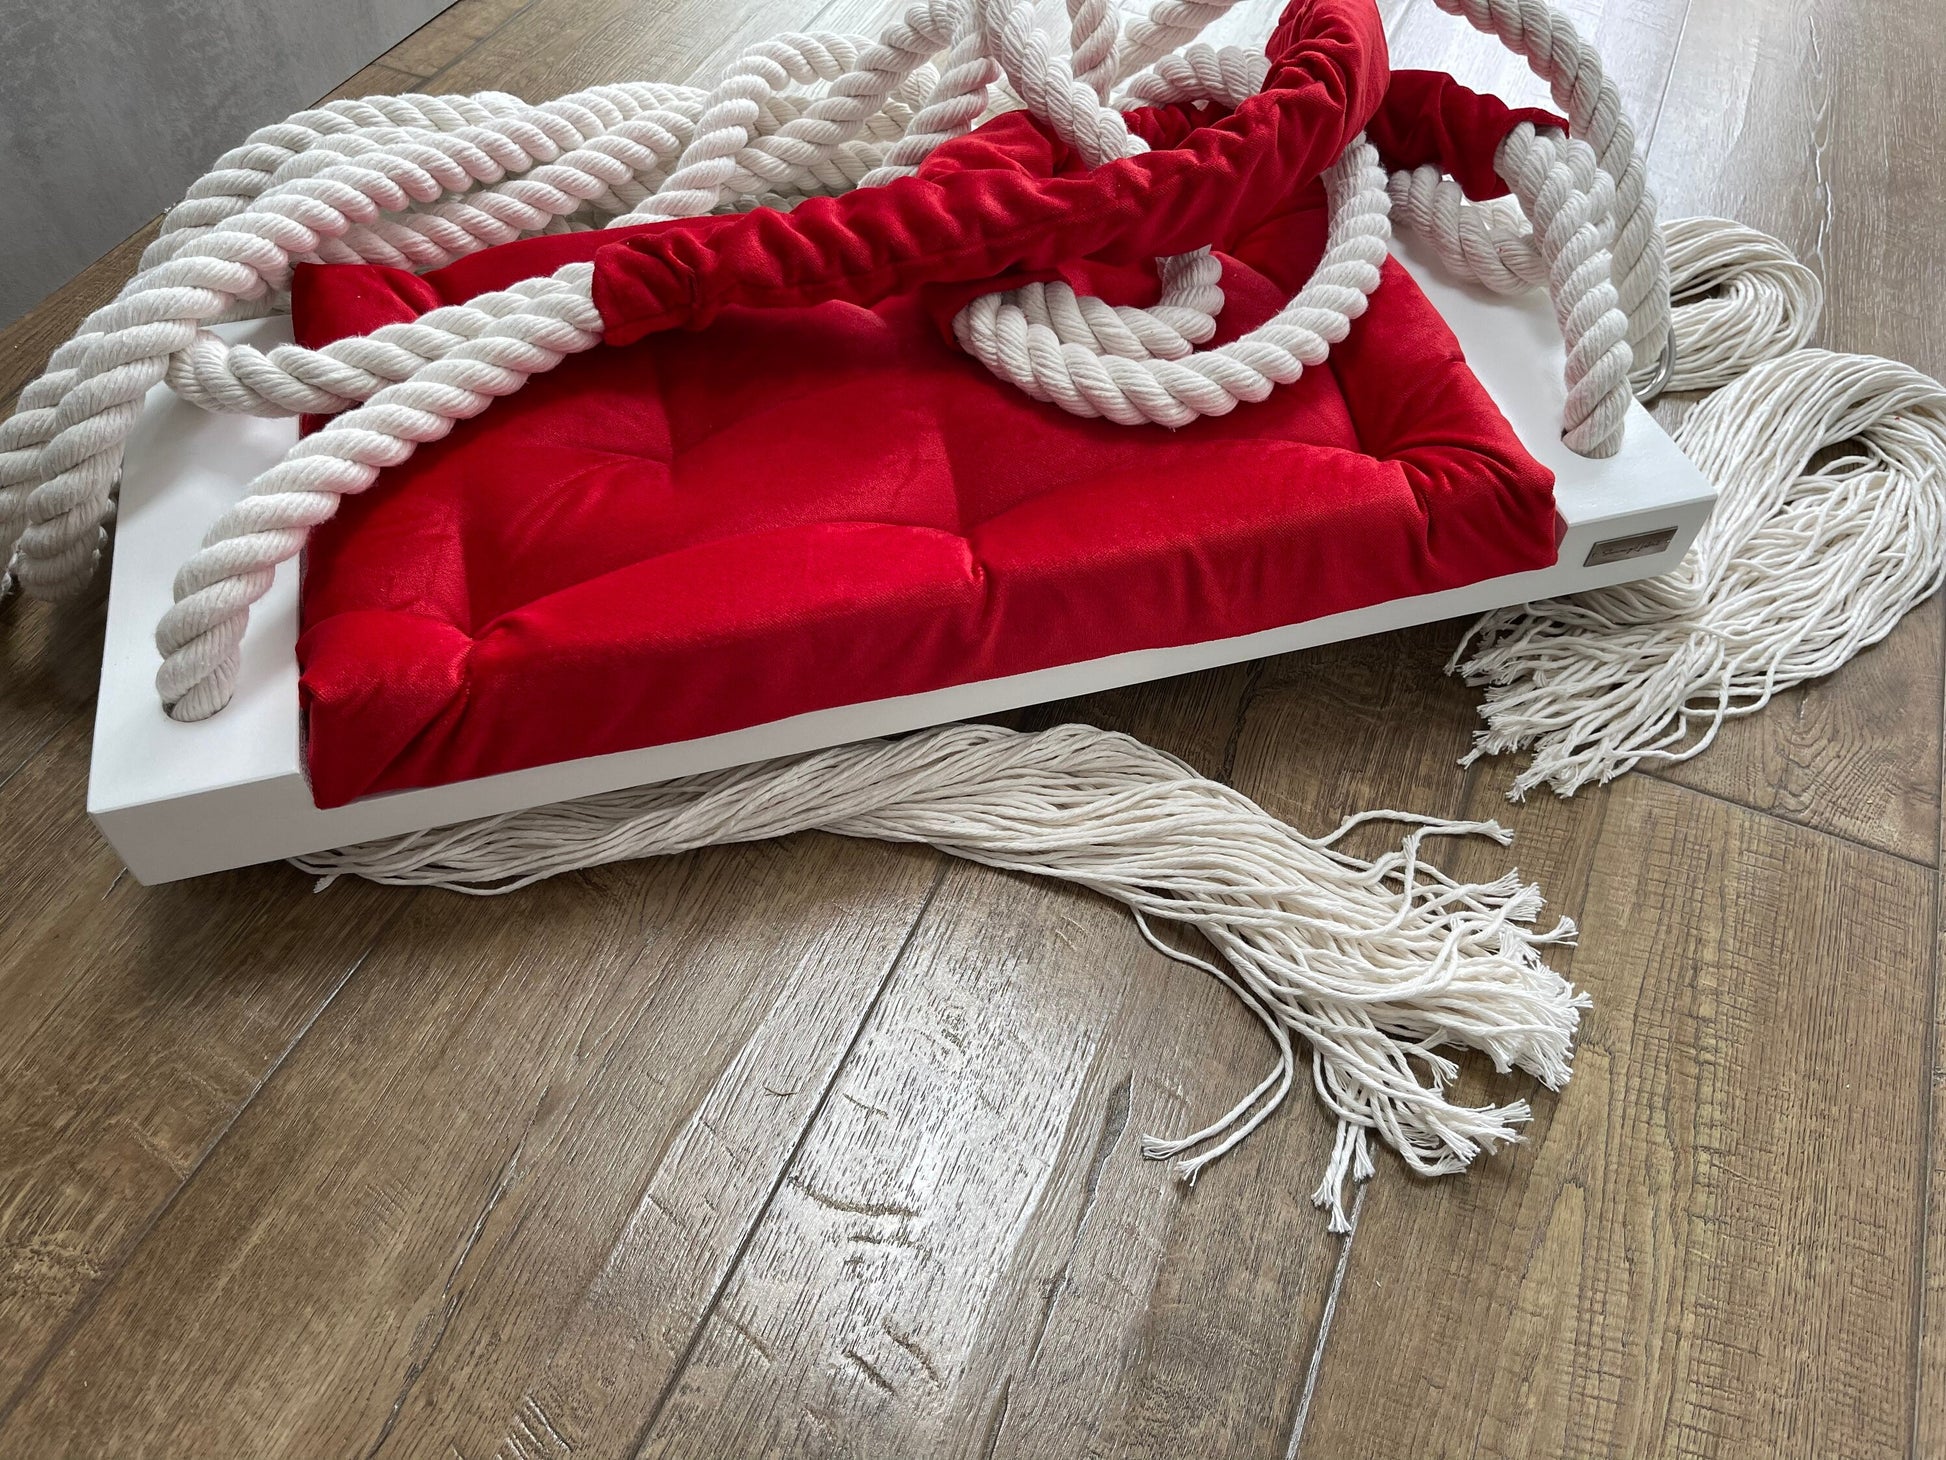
[0,1,1940,1454]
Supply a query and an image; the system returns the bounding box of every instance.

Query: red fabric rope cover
[298,65,1562,346]
[289,44,1567,807]
[595,0,1388,340]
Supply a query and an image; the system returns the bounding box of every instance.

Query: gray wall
[0,0,454,326]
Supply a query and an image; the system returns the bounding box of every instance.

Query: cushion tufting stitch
[293,104,1561,809]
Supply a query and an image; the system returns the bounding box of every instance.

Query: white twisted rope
[1134,39,1635,453]
[160,56,984,424]
[1373,0,1680,455]
[143,90,534,269]
[142,0,1397,719]
[1425,0,1671,394]
[1491,122,1632,455]
[17,0,1918,1221]
[960,33,1260,391]
[1113,0,1250,85]
[956,1,1228,372]
[0,4,965,602]
[8,0,1716,711]
[296,720,1584,1229]
[992,0,1664,453]
[954,138,1390,427]
[1118,38,1267,109]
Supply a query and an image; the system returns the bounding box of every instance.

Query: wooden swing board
[88,234,1719,884]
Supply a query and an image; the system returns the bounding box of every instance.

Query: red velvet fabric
[292,25,1564,807]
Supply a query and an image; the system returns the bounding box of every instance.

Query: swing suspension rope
[4,0,1780,727]
[1,0,1933,1225]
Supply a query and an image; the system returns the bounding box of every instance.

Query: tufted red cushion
[292,71,1563,808]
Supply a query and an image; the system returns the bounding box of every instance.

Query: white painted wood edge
[89,233,1717,883]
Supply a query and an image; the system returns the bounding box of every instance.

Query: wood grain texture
[0,591,107,788]
[631,670,1360,1460]
[627,627,1498,1460]
[377,0,535,79]
[427,0,816,97]
[1228,621,1484,829]
[1297,774,1933,1460]
[0,717,406,1422]
[1926,833,1946,1458]
[638,856,1347,1460]
[0,225,160,406]
[0,0,1940,1455]
[0,49,446,1429]
[0,838,942,1458]
[1635,0,1946,863]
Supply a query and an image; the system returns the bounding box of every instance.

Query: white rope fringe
[295,722,1584,1230]
[1661,216,1822,392]
[1452,349,1946,797]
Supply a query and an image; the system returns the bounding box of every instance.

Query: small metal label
[1584,527,1678,567]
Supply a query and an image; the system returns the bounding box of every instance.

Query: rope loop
[0,0,1776,721]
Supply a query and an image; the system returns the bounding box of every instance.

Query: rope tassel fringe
[1453,349,1946,798]
[297,722,1584,1230]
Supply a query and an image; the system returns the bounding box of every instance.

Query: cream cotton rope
[2,0,1660,720]
[295,722,1586,1232]
[6,0,1942,1222]
[1452,350,1946,797]
[136,0,1618,1223]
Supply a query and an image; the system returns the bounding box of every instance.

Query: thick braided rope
[962,35,1259,376]
[1428,0,1671,392]
[959,0,1395,426]
[141,91,533,268]
[1388,145,1547,297]
[294,720,1584,1228]
[978,0,1134,167]
[151,49,939,275]
[149,1,970,712]
[1492,123,1632,456]
[1120,38,1267,110]
[857,28,1001,184]
[604,10,956,226]
[3,88,691,594]
[154,259,606,720]
[3,0,1655,603]
[228,12,969,416]
[1139,26,1643,449]
[0,7,962,599]
[1066,0,1121,102]
[161,76,953,420]
[1116,36,1636,450]
[960,2,1226,382]
[955,139,1390,427]
[956,0,1235,360]
[1393,152,1823,433]
[88,14,1313,441]
[152,0,1678,709]
[1113,0,1251,85]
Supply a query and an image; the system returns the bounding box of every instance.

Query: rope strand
[297,721,1585,1229]
[1452,350,1946,797]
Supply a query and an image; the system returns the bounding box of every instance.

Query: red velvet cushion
[293,81,1561,807]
